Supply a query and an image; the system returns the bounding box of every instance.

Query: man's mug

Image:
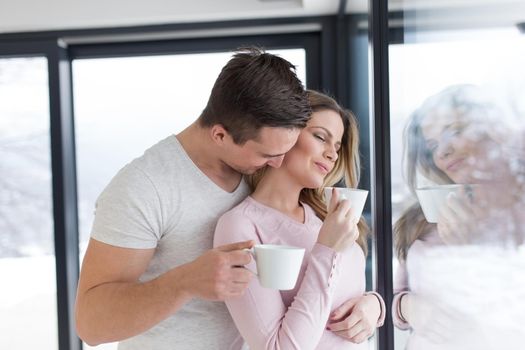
[246,244,305,290]
[323,187,369,220]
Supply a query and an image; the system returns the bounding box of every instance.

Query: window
[0,57,57,349]
[389,22,525,350]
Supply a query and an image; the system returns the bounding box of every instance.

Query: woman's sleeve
[392,260,411,330]
[214,211,341,350]
[363,291,386,327]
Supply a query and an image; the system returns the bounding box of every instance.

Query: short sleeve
[91,164,163,249]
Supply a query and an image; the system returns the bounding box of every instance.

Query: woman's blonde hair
[246,90,370,255]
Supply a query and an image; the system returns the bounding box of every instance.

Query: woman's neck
[251,170,305,222]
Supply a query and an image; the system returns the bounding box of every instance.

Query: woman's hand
[437,186,488,245]
[400,293,462,344]
[317,188,359,252]
[326,294,381,343]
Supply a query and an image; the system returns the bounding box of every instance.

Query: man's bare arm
[75,238,254,345]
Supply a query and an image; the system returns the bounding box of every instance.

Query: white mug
[247,244,305,290]
[416,184,473,223]
[323,187,369,220]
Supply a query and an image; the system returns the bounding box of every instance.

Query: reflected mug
[416,184,475,223]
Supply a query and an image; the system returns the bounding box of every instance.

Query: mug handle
[242,248,258,276]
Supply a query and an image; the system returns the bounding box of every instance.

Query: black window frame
[0,40,80,350]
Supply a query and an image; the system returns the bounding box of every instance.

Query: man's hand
[326,294,381,343]
[180,240,255,300]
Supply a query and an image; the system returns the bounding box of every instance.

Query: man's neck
[176,122,242,192]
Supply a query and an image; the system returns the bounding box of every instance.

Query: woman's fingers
[328,187,340,213]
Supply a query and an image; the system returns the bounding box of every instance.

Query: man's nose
[266,155,285,168]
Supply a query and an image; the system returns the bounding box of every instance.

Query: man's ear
[210,124,230,145]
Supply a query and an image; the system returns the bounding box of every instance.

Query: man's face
[224,127,301,175]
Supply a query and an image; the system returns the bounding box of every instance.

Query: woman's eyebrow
[310,126,333,138]
[310,126,342,148]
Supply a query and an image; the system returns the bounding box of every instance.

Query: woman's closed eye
[314,133,326,142]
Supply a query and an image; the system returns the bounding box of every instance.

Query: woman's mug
[245,244,305,290]
[323,187,369,220]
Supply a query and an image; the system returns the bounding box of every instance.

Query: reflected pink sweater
[214,196,385,350]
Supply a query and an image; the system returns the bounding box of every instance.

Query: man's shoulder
[133,135,183,168]
[127,134,197,182]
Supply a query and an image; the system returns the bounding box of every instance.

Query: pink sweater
[214,196,385,350]
[392,227,525,350]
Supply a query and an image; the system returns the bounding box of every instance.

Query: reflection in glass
[73,49,305,350]
[389,11,525,350]
[0,57,57,349]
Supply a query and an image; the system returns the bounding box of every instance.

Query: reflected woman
[214,90,385,349]
[392,84,525,349]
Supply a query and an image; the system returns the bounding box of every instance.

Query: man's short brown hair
[199,47,311,144]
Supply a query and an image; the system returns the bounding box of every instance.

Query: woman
[214,90,385,349]
[392,84,525,349]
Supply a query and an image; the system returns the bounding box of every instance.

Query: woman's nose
[324,145,338,161]
[437,141,454,159]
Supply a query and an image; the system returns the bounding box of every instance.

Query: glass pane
[73,48,305,350]
[0,57,57,349]
[389,4,525,350]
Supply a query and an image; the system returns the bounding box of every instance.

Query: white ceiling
[0,0,341,34]
[0,0,523,34]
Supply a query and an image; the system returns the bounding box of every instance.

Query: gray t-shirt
[91,135,249,350]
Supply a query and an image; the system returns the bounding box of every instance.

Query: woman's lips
[446,157,466,171]
[315,162,329,174]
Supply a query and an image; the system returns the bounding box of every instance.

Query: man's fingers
[227,250,253,266]
[229,280,250,292]
[216,240,255,252]
[229,267,254,283]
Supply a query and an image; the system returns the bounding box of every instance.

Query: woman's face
[421,112,494,184]
[281,109,345,189]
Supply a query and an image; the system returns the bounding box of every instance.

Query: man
[75,47,311,349]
